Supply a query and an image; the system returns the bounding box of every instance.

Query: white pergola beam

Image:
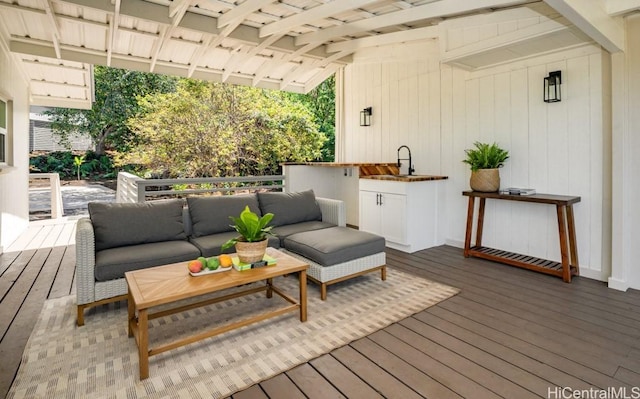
[42,0,62,58]
[53,0,338,60]
[259,0,378,38]
[217,0,274,28]
[9,37,308,93]
[31,94,92,109]
[303,64,340,94]
[169,0,191,18]
[544,0,625,52]
[295,0,526,45]
[107,0,121,66]
[326,25,438,53]
[607,0,640,16]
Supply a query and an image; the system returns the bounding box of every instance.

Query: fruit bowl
[189,265,232,277]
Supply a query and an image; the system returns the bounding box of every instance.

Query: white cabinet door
[379,192,406,244]
[359,190,406,244]
[359,190,382,235]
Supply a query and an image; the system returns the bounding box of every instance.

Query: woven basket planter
[470,168,500,192]
[235,239,268,263]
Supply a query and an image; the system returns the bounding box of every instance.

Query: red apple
[188,260,203,273]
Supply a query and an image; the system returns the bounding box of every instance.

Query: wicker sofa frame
[76,197,386,325]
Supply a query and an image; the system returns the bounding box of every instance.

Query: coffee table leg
[299,270,307,322]
[127,289,134,337]
[266,278,273,298]
[138,309,149,380]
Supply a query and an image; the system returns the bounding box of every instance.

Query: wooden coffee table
[125,248,308,380]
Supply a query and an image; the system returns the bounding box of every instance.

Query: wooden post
[50,173,63,219]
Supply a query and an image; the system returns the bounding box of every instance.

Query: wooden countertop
[282,162,400,176]
[361,175,448,182]
[281,162,398,167]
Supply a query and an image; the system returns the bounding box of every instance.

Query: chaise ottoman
[283,226,386,300]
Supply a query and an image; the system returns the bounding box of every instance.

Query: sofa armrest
[317,197,346,227]
[75,217,96,305]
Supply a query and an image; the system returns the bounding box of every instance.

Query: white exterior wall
[621,15,640,289]
[343,41,611,281]
[0,43,30,252]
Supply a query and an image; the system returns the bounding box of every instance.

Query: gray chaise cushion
[190,232,280,258]
[284,226,385,266]
[271,221,335,245]
[187,194,261,238]
[94,240,200,281]
[257,190,322,227]
[89,200,187,252]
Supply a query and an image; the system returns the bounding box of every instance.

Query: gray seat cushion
[257,190,322,227]
[271,221,335,245]
[89,199,187,252]
[190,232,280,258]
[95,240,201,281]
[187,194,261,238]
[284,227,385,266]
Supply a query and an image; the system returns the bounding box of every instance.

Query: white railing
[29,173,64,218]
[116,171,285,203]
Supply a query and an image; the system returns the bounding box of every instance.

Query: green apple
[197,256,207,267]
[207,257,220,270]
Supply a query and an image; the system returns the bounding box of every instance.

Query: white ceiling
[0,0,638,109]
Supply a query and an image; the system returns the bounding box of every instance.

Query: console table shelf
[463,191,581,282]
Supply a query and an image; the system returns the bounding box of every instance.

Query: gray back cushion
[257,190,322,227]
[187,194,261,237]
[89,199,187,252]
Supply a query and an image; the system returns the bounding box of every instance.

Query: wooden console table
[463,191,580,282]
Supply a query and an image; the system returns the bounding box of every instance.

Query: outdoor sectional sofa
[76,190,386,326]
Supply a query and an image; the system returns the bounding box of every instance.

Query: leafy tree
[45,66,177,155]
[285,75,335,161]
[305,75,335,161]
[119,80,325,178]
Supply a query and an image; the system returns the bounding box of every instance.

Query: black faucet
[397,145,415,176]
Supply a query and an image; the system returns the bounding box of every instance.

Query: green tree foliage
[30,151,115,179]
[44,66,177,155]
[119,80,326,177]
[286,75,335,161]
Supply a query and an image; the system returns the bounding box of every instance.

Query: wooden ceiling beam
[217,0,274,28]
[107,0,121,66]
[57,0,336,59]
[326,25,438,53]
[607,0,640,16]
[259,0,378,38]
[295,0,526,45]
[544,0,625,52]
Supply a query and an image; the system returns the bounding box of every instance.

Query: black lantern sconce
[544,71,562,103]
[360,107,372,126]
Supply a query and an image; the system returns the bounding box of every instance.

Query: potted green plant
[221,205,274,263]
[462,141,509,192]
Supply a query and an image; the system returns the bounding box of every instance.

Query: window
[0,99,5,164]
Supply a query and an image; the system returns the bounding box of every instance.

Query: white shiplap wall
[343,41,611,281]
[0,42,31,251]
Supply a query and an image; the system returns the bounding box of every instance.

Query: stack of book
[232,254,277,271]
[501,187,536,196]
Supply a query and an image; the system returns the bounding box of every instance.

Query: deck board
[308,354,384,399]
[286,363,347,399]
[2,228,640,398]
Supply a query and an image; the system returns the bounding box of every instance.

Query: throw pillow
[89,199,186,251]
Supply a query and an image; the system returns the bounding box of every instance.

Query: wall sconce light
[360,107,372,126]
[544,71,562,103]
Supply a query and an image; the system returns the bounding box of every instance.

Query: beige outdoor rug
[8,268,459,399]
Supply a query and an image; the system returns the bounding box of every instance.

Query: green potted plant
[462,141,509,192]
[222,206,274,263]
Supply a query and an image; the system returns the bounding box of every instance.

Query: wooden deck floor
[2,223,640,398]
